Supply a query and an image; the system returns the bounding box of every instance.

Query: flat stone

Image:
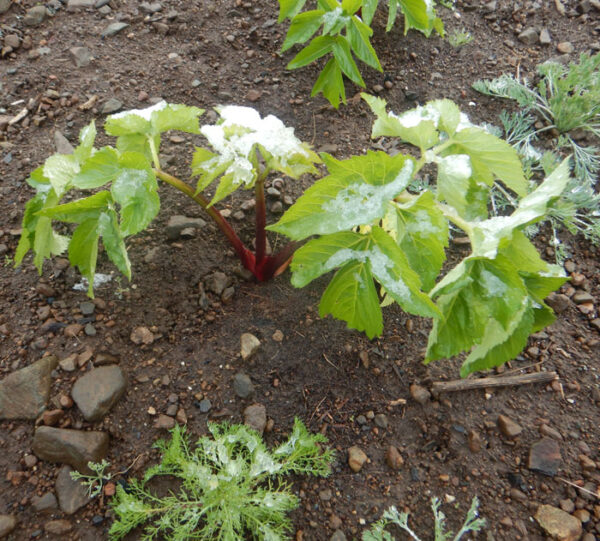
[497,414,522,438]
[572,290,594,304]
[33,426,109,473]
[0,0,12,14]
[94,351,119,366]
[535,504,582,541]
[518,27,538,45]
[165,215,206,240]
[198,399,211,413]
[546,293,570,313]
[59,354,77,372]
[241,333,260,361]
[101,98,123,115]
[55,466,91,514]
[67,0,95,8]
[54,130,74,154]
[540,28,552,45]
[528,438,561,476]
[385,445,404,470]
[244,403,267,433]
[130,326,154,345]
[233,373,254,398]
[331,531,347,541]
[4,34,20,49]
[140,1,162,12]
[71,366,127,422]
[31,492,58,513]
[45,519,72,534]
[348,446,368,472]
[0,515,17,538]
[70,46,92,67]
[23,5,47,26]
[0,356,58,420]
[101,22,129,37]
[154,414,175,429]
[410,383,431,405]
[206,271,231,295]
[557,42,574,54]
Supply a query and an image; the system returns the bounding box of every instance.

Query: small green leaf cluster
[270,96,570,376]
[98,419,333,540]
[15,102,320,292]
[278,0,443,107]
[474,53,600,251]
[363,496,486,541]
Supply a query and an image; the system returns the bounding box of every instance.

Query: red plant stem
[154,169,256,271]
[255,241,299,280]
[254,177,267,264]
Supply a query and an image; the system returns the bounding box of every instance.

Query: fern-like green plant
[363,497,486,541]
[73,419,334,540]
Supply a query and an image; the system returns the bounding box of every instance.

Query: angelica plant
[15,102,320,293]
[85,419,333,541]
[363,496,486,541]
[270,95,570,376]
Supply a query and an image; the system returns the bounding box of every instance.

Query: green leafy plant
[278,0,443,108]
[15,102,320,293]
[363,496,486,541]
[447,28,473,48]
[269,95,570,376]
[72,419,334,540]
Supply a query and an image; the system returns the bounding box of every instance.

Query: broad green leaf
[448,128,528,196]
[332,36,364,86]
[311,57,345,108]
[322,6,348,35]
[74,121,97,164]
[386,192,448,291]
[111,153,160,236]
[38,191,112,223]
[278,0,308,21]
[105,111,152,137]
[116,134,153,157]
[72,147,120,189]
[43,154,80,196]
[15,192,47,266]
[347,18,381,71]
[427,99,461,136]
[26,165,51,190]
[209,173,240,207]
[360,0,378,25]
[290,227,439,319]
[151,104,204,134]
[470,157,571,258]
[288,36,336,69]
[268,151,414,240]
[33,226,69,272]
[341,0,362,15]
[319,261,383,339]
[459,298,534,377]
[192,147,229,194]
[69,218,100,297]
[399,0,433,34]
[281,10,324,51]
[363,94,440,150]
[436,154,489,221]
[387,0,400,31]
[98,210,131,280]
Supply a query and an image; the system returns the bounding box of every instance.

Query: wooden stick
[432,371,558,395]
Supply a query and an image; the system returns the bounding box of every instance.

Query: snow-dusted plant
[72,420,334,540]
[269,95,571,376]
[15,102,320,290]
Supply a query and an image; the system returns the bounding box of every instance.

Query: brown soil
[1,0,600,540]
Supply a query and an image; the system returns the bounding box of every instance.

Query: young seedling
[269,95,571,376]
[278,0,443,108]
[72,419,334,540]
[15,102,320,294]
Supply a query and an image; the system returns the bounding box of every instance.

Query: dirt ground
[1,0,600,539]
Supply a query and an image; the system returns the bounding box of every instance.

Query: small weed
[448,28,473,48]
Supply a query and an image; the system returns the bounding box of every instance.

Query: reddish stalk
[254,177,267,265]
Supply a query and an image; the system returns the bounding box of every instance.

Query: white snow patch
[109,100,167,121]
[438,154,472,179]
[479,269,507,297]
[73,273,113,291]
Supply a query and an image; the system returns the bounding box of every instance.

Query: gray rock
[4,34,20,49]
[165,215,206,240]
[244,403,267,433]
[206,271,231,295]
[54,131,74,154]
[32,426,109,473]
[198,399,211,413]
[528,438,561,476]
[70,46,92,68]
[0,356,58,420]
[71,366,127,422]
[101,22,129,37]
[572,290,594,304]
[374,413,388,429]
[497,414,522,439]
[241,333,260,361]
[233,373,254,398]
[101,98,123,115]
[67,0,95,9]
[0,0,12,14]
[140,1,162,13]
[546,292,570,313]
[80,301,95,315]
[55,466,91,514]
[518,28,538,45]
[31,492,58,513]
[154,414,175,429]
[0,515,17,537]
[45,519,72,534]
[539,28,551,45]
[23,5,48,26]
[330,531,347,541]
